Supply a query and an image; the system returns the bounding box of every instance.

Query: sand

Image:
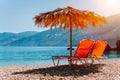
[0,58,120,80]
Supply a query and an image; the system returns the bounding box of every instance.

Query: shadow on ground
[12,64,105,76]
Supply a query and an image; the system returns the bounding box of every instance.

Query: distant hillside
[0,13,120,48]
[4,28,85,46]
[0,31,38,46]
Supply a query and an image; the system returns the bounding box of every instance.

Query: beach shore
[0,58,120,80]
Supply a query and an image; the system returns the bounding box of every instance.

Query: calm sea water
[0,47,120,66]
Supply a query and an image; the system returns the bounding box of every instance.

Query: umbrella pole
[70,27,72,57]
[69,26,73,65]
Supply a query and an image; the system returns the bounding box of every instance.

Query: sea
[0,47,120,66]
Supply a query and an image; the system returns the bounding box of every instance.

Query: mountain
[0,13,120,48]
[0,31,38,46]
[4,28,86,46]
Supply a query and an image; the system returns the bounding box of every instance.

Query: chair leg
[90,58,94,65]
[84,59,90,66]
[68,59,74,66]
[79,58,87,66]
[72,59,78,65]
[93,55,100,62]
[79,58,83,64]
[52,57,60,66]
[52,57,56,66]
[79,58,94,67]
[74,60,78,65]
[86,58,94,66]
[57,59,60,66]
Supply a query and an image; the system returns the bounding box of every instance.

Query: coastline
[0,58,120,80]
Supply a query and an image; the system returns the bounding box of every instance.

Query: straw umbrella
[34,6,106,57]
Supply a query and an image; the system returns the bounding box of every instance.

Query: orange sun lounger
[52,39,95,66]
[77,40,108,66]
[91,40,107,60]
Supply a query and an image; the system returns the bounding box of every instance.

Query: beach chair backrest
[74,39,94,58]
[91,40,107,57]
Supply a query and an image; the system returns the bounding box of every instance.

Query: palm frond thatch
[34,6,106,31]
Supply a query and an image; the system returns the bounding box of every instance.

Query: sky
[0,0,120,33]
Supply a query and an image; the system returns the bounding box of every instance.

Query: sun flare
[106,0,120,6]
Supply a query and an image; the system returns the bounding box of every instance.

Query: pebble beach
[0,58,120,80]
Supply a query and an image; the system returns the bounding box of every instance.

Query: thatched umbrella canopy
[34,6,106,57]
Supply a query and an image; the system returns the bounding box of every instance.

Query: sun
[106,0,119,6]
